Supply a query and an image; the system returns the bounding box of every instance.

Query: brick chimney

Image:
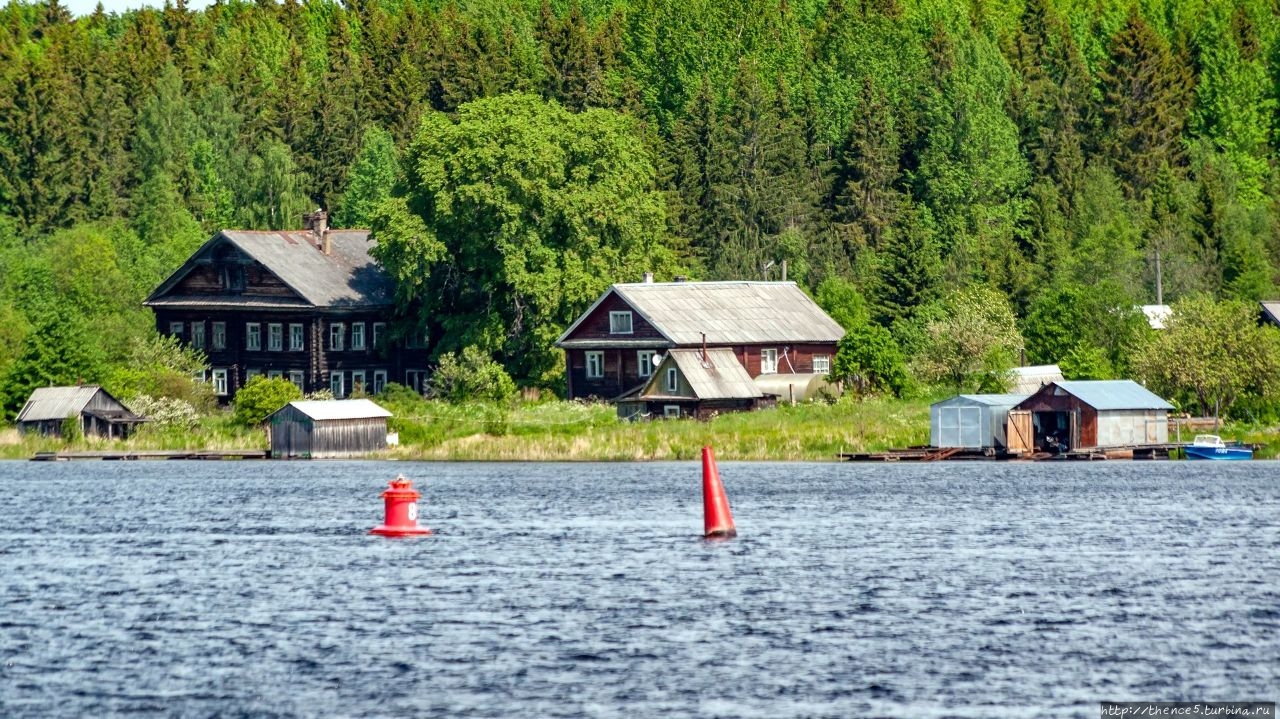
[302,209,330,255]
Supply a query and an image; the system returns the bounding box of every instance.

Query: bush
[429,346,516,403]
[126,394,199,430]
[232,376,302,426]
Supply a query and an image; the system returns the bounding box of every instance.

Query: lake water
[0,459,1277,718]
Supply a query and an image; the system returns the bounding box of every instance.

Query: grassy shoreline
[2,396,1275,461]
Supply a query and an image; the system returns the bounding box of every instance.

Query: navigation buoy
[702,446,737,538]
[370,474,432,537]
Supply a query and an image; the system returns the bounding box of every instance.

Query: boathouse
[266,399,392,459]
[930,394,1029,450]
[16,385,145,439]
[1010,380,1173,453]
[617,348,774,420]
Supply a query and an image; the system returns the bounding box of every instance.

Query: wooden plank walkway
[31,449,269,461]
[840,443,1190,462]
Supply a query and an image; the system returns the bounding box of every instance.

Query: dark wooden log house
[555,279,845,401]
[145,212,427,402]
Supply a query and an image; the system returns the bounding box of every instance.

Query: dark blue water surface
[0,459,1277,718]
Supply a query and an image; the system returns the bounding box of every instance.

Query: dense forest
[3,0,1280,420]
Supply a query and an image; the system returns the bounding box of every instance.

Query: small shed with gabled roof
[930,394,1030,450]
[617,348,775,420]
[266,399,393,459]
[16,385,145,439]
[1012,380,1173,451]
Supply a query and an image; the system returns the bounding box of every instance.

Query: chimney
[781,259,787,282]
[701,332,708,364]
[643,271,654,283]
[303,209,330,255]
[674,275,687,283]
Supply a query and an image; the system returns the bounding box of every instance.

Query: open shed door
[1006,410,1033,454]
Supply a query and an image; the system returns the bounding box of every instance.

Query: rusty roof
[16,385,129,422]
[640,348,763,401]
[146,230,392,309]
[557,281,845,347]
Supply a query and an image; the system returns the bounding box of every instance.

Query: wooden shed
[1011,380,1173,452]
[267,399,392,459]
[616,348,775,420]
[930,394,1029,450]
[16,385,145,439]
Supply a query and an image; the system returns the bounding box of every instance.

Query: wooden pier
[840,442,1188,462]
[31,449,269,461]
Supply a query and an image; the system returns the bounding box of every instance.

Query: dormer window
[609,311,633,334]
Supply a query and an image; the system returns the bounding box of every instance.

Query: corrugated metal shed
[281,399,393,421]
[557,281,844,347]
[641,349,762,400]
[1009,365,1063,394]
[17,386,105,422]
[145,230,392,309]
[930,394,1030,449]
[1053,380,1173,410]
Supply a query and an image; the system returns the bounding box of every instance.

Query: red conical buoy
[370,474,432,537]
[702,445,737,538]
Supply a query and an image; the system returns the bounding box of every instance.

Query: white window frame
[609,311,633,334]
[289,323,304,352]
[191,321,205,350]
[212,322,226,351]
[245,323,261,351]
[664,405,681,418]
[406,370,427,393]
[372,322,386,350]
[246,368,261,382]
[330,371,345,398]
[351,370,366,395]
[267,323,283,351]
[638,350,656,378]
[760,348,778,374]
[351,322,366,351]
[288,370,305,390]
[813,355,831,374]
[169,321,183,337]
[330,323,344,351]
[585,351,604,379]
[212,369,228,396]
[373,370,387,394]
[267,370,283,379]
[666,367,678,393]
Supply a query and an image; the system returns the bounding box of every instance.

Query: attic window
[609,311,633,334]
[666,367,678,393]
[221,265,245,292]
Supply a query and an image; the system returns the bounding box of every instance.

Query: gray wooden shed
[16,385,145,439]
[267,399,392,459]
[930,394,1030,449]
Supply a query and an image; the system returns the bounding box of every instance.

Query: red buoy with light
[370,474,432,537]
[702,446,737,538]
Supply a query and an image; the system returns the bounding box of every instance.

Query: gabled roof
[557,281,845,347]
[16,385,126,422]
[1010,364,1064,394]
[145,230,392,309]
[270,399,392,421]
[640,348,763,400]
[1029,380,1174,411]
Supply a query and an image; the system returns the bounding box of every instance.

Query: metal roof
[1050,380,1174,411]
[1261,301,1280,327]
[1010,365,1063,394]
[641,348,763,400]
[275,399,393,421]
[557,281,845,347]
[146,230,393,309]
[17,385,115,422]
[933,393,1030,408]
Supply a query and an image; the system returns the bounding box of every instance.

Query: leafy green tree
[430,345,517,403]
[233,375,303,426]
[371,93,678,385]
[832,323,909,398]
[104,334,213,411]
[815,275,871,332]
[1021,282,1148,377]
[333,125,398,229]
[237,139,311,230]
[910,285,1025,392]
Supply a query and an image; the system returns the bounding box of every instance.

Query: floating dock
[30,449,269,461]
[839,443,1188,462]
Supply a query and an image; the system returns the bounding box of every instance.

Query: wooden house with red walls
[555,280,845,401]
[145,212,428,403]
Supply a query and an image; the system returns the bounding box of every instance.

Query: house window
[212,322,226,350]
[330,371,345,398]
[586,351,604,379]
[288,370,305,390]
[373,323,386,350]
[169,321,183,337]
[664,405,681,418]
[666,367,678,393]
[609,311,633,334]
[191,321,205,350]
[351,370,366,395]
[268,323,283,351]
[813,355,831,374]
[212,369,228,396]
[761,348,778,374]
[289,323,304,352]
[330,323,344,351]
[246,323,261,351]
[268,370,283,379]
[246,368,261,382]
[352,322,366,351]
[638,350,656,378]
[406,370,427,394]
[373,370,387,394]
[221,265,245,292]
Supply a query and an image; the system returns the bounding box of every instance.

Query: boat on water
[1185,434,1253,460]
